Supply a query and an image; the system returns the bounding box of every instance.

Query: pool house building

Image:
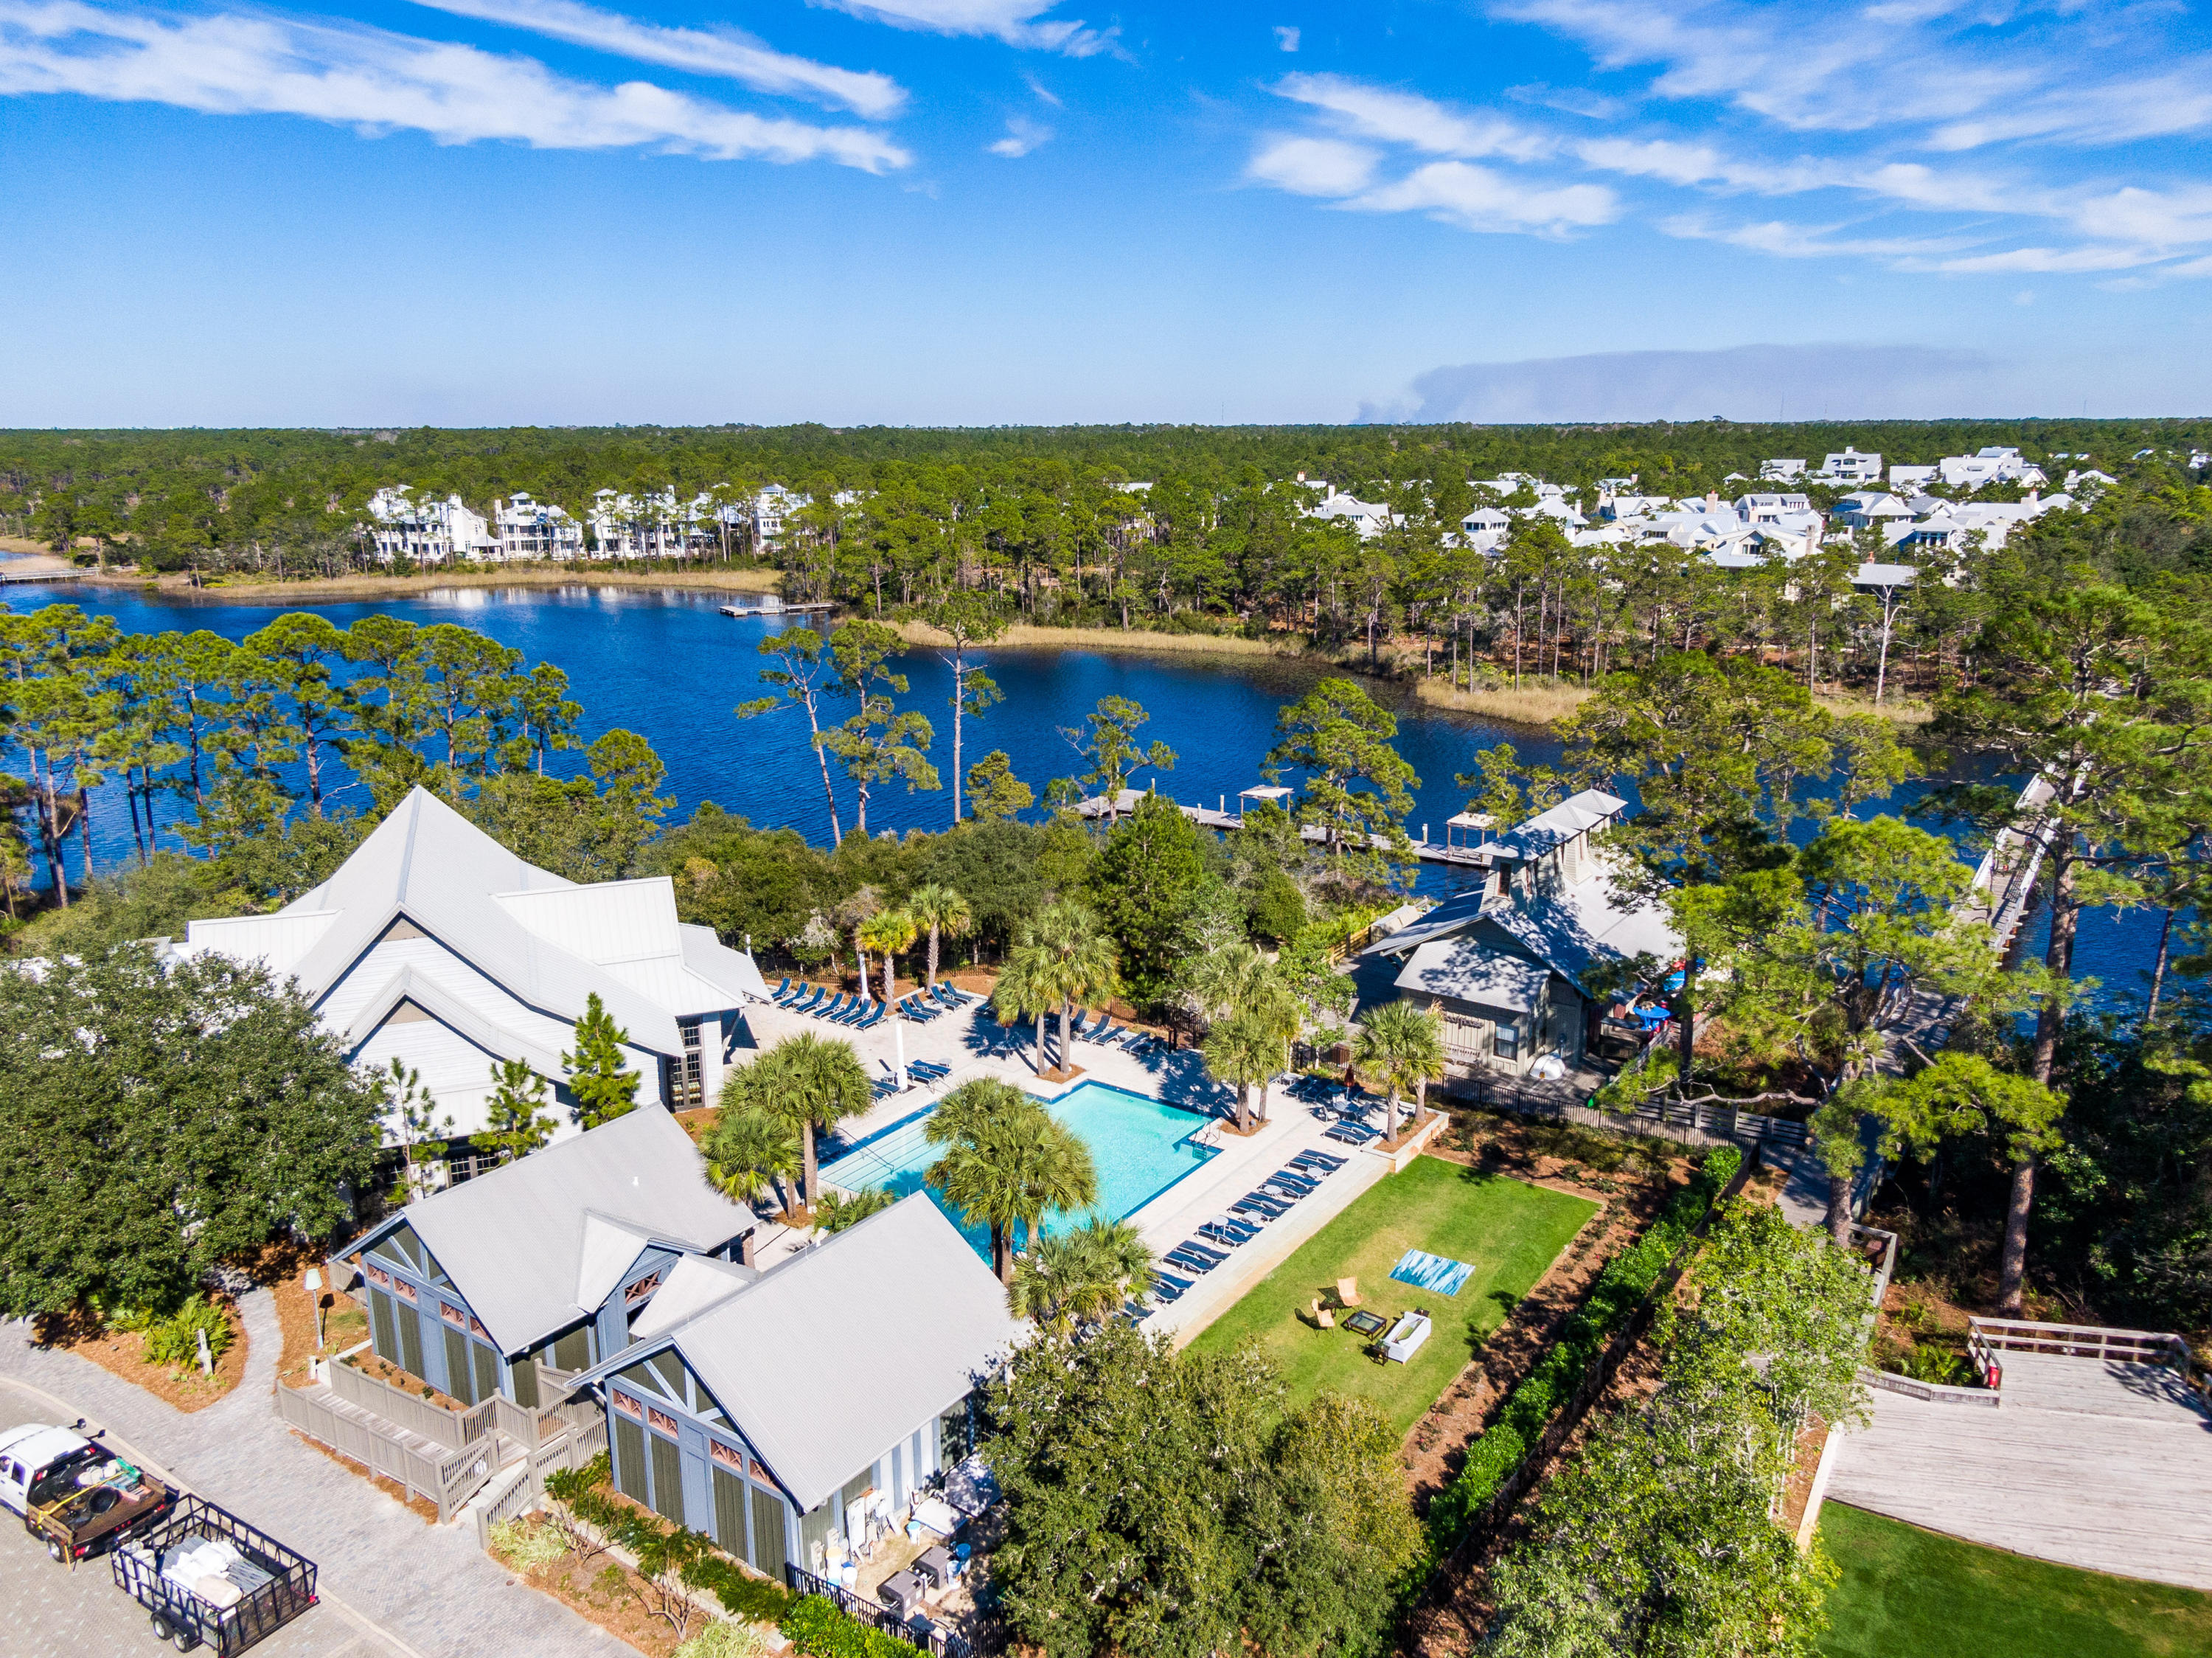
[333,1109,760,1408]
[566,1195,1021,1583]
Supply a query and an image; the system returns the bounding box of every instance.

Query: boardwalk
[1827,1348,2212,1591]
[1073,790,1496,867]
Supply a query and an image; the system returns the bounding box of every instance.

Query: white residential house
[1832,491,1919,532]
[1599,493,1674,521]
[1734,493,1813,524]
[1883,493,2070,555]
[2065,469,2118,494]
[1938,448,2049,490]
[1596,474,1639,493]
[750,485,810,547]
[178,788,771,1151]
[1307,488,1401,540]
[588,489,693,560]
[1458,505,1513,552]
[493,494,584,561]
[366,487,497,566]
[1818,448,1885,484]
[1888,464,1938,490]
[1760,459,1809,482]
[1361,791,1678,1079]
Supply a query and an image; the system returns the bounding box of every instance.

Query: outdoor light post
[894,1005,908,1093]
[303,1266,324,1350]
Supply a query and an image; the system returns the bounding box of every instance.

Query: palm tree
[817,1186,899,1232]
[992,948,1057,1075]
[857,907,918,1007]
[1185,943,1301,1123]
[1020,900,1119,1075]
[925,1078,1099,1283]
[908,882,973,987]
[1008,1215,1152,1332]
[700,1107,801,1215]
[1351,999,1446,1145]
[1202,1010,1289,1134]
[726,1032,873,1214]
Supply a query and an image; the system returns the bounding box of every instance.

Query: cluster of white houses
[364,484,812,566]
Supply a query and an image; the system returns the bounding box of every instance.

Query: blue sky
[4,0,2209,425]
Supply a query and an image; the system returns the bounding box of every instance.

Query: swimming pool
[819,1081,1219,1256]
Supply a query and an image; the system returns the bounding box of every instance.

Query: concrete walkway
[0,1289,641,1658]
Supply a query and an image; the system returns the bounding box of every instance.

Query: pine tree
[484,1055,558,1161]
[562,992,641,1128]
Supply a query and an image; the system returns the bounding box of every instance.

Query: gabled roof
[1478,878,1679,996]
[1395,937,1551,1012]
[1481,790,1625,859]
[574,1196,1021,1513]
[185,788,765,1056]
[1360,884,1488,959]
[352,1106,752,1354]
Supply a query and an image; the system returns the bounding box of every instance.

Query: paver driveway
[0,1288,639,1658]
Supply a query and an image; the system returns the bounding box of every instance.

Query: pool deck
[741,989,1408,1324]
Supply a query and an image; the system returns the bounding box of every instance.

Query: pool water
[820,1081,1218,1258]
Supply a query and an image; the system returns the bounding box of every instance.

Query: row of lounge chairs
[769,978,978,1033]
[1069,1010,1164,1055]
[1148,1148,1349,1304]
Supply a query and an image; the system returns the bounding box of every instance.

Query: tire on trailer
[149,1611,173,1641]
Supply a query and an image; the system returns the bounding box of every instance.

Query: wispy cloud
[1248,134,1377,197]
[808,0,1114,58]
[1276,72,1551,163]
[1349,161,1617,235]
[0,0,910,169]
[987,114,1050,156]
[1273,24,1298,53]
[405,0,905,118]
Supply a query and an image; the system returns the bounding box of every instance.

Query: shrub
[683,1550,793,1623]
[488,1516,569,1572]
[142,1296,234,1368]
[1425,1145,1741,1555]
[675,1622,770,1658]
[779,1595,922,1658]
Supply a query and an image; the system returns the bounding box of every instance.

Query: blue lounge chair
[838,999,875,1027]
[1235,1193,1288,1220]
[1162,1249,1213,1276]
[1296,1148,1347,1170]
[854,1006,885,1031]
[788,986,824,1015]
[1287,1156,1340,1179]
[1152,1269,1193,1297]
[1270,1168,1319,1193]
[769,977,793,1002]
[1180,1238,1231,1266]
[1324,1123,1377,1147]
[934,982,971,1007]
[1196,1222,1245,1249]
[813,993,847,1021]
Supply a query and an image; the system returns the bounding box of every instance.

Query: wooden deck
[1828,1348,2212,1590]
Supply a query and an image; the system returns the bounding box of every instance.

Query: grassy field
[1180,1156,1596,1433]
[1818,1502,2212,1658]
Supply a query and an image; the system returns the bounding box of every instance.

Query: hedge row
[779,1595,925,1658]
[543,1454,795,1625]
[1424,1145,1742,1553]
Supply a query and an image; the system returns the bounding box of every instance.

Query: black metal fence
[784,1563,973,1658]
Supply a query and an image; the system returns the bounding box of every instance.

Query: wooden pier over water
[1072,788,1497,868]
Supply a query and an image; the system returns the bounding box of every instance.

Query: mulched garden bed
[32,1297,250,1413]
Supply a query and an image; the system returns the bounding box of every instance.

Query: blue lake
[1,577,2164,1009]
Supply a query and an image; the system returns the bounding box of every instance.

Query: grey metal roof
[1394,937,1551,1012]
[586,1195,1021,1513]
[378,1106,753,1355]
[1360,885,1487,959]
[1480,789,1626,860]
[275,787,682,1054]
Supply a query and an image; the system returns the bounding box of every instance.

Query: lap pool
[819,1081,1218,1256]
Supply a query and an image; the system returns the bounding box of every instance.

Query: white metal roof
[1395,938,1551,1013]
[584,1195,1022,1512]
[366,1106,753,1354]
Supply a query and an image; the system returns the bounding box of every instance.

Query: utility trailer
[113,1494,319,1654]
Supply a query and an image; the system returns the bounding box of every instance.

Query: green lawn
[1818,1502,2212,1658]
[1180,1156,1597,1433]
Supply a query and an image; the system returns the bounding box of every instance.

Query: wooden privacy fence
[1968,1317,2190,1365]
[1610,1097,1810,1149]
[274,1385,503,1521]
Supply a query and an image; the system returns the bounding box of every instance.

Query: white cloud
[2068,184,2212,250]
[406,0,902,117]
[1935,244,2170,276]
[808,0,1114,58]
[1349,161,1618,234]
[1273,24,1298,52]
[987,114,1051,156]
[1661,215,1972,260]
[1247,134,1377,197]
[0,0,909,169]
[1276,72,1551,162]
[1020,69,1059,105]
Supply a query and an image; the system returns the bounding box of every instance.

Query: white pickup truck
[0,1421,175,1562]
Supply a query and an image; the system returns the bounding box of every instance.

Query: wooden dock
[1827,1342,2212,1590]
[1072,790,1495,868]
[720,600,832,617]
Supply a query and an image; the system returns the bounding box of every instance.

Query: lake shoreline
[4,562,787,603]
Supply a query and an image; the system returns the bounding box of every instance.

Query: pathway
[1826,1348,2212,1591]
[0,1289,641,1658]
